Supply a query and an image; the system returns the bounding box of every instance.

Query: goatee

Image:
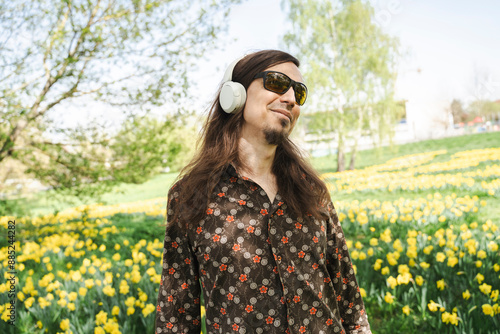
[263,120,289,145]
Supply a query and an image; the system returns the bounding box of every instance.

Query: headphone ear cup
[220,81,247,114]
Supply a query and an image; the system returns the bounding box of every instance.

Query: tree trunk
[337,133,345,172]
[336,105,346,172]
[348,103,365,170]
[348,145,357,170]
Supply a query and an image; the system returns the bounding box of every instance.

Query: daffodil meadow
[0,209,164,334]
[1,143,499,333]
[322,147,500,333]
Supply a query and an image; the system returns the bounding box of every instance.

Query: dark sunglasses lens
[264,72,291,93]
[294,84,307,105]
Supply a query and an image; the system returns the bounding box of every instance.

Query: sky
[52,0,500,138]
[192,0,500,135]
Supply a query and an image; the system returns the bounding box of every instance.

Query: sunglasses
[253,71,308,106]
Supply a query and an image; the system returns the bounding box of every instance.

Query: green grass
[3,131,499,217]
[310,131,500,173]
[2,131,499,334]
[8,172,179,217]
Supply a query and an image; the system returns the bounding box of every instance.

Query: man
[155,50,371,334]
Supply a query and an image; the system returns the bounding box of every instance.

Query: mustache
[270,103,294,122]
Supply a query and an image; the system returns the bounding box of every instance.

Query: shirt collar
[221,162,239,181]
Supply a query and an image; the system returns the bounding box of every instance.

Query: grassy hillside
[4,131,499,217]
[1,131,499,333]
[310,131,500,173]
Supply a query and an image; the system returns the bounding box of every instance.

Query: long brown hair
[172,50,330,225]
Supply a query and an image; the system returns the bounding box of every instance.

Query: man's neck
[237,136,276,179]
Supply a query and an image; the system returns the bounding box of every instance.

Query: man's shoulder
[167,179,184,198]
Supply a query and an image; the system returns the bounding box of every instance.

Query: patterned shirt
[155,163,371,334]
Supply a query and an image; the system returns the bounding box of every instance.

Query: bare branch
[5,73,46,96]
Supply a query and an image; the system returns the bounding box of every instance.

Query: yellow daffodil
[436,252,446,262]
[482,304,494,317]
[477,250,487,259]
[441,311,459,325]
[437,279,446,290]
[70,270,82,282]
[60,319,70,331]
[38,297,51,309]
[103,319,120,333]
[387,276,397,289]
[423,245,433,254]
[490,290,499,302]
[24,297,35,308]
[125,296,135,308]
[488,242,498,252]
[119,280,130,295]
[68,292,78,301]
[420,262,430,270]
[79,287,87,296]
[94,326,105,334]
[479,283,492,295]
[476,273,485,284]
[447,256,458,267]
[102,285,116,297]
[428,300,440,312]
[373,259,383,271]
[95,310,108,326]
[142,303,156,317]
[384,292,394,304]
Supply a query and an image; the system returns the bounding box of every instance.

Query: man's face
[241,62,303,145]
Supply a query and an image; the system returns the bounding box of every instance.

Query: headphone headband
[222,57,242,83]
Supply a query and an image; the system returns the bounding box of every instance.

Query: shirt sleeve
[325,201,372,334]
[155,186,201,334]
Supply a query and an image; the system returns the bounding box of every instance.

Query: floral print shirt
[155,163,371,334]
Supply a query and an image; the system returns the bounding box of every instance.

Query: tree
[283,0,400,171]
[0,0,240,200]
[21,112,198,200]
[450,99,468,124]
[467,100,500,122]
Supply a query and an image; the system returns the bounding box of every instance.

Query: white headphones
[219,57,247,114]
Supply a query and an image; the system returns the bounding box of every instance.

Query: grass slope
[4,131,500,217]
[310,131,500,173]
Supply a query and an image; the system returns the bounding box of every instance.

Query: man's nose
[280,86,297,106]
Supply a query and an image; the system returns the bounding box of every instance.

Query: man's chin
[263,127,289,146]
